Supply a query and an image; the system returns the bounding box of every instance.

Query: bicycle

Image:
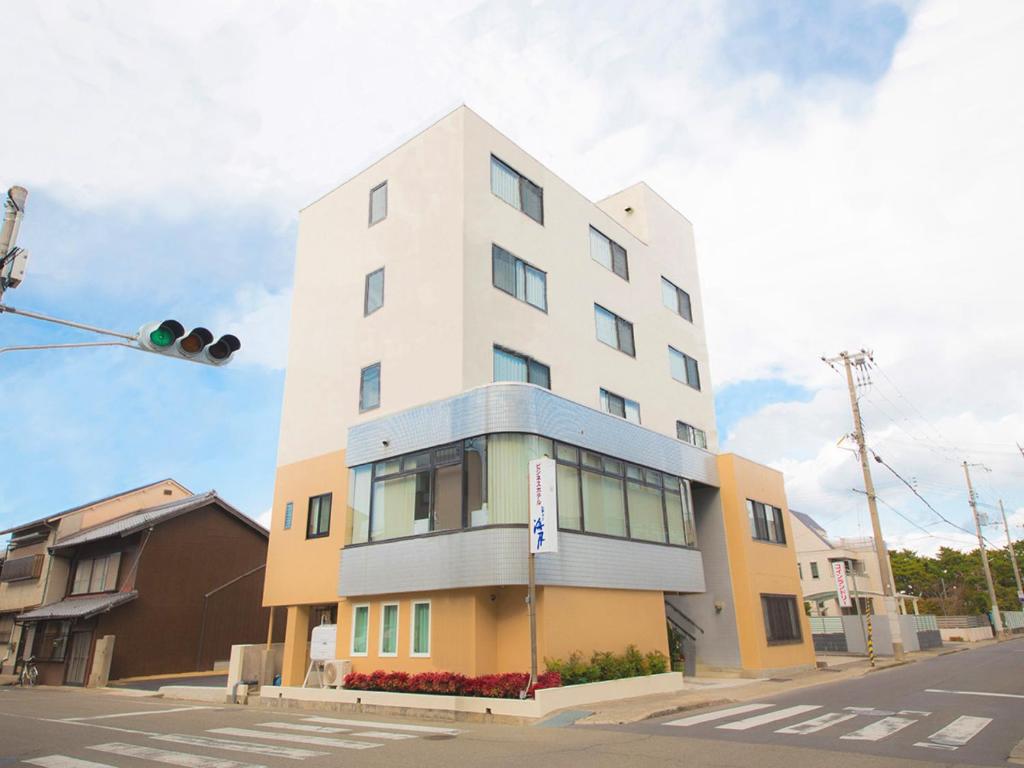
[18,656,38,687]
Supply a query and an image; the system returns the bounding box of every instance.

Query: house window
[364,268,384,316]
[747,499,785,544]
[350,604,369,656]
[810,561,820,579]
[589,226,628,280]
[493,346,550,389]
[594,305,635,356]
[661,277,693,321]
[283,502,293,530]
[676,421,707,449]
[0,554,43,582]
[492,244,546,311]
[359,363,381,412]
[307,493,332,539]
[33,620,71,661]
[70,553,121,595]
[599,388,640,424]
[490,156,543,224]
[369,181,387,226]
[411,601,430,657]
[761,594,802,644]
[380,603,399,656]
[669,347,701,390]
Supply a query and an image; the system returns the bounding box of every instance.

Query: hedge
[342,669,562,699]
[544,645,669,685]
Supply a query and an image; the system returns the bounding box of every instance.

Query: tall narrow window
[364,268,384,315]
[411,601,430,657]
[492,244,546,311]
[589,226,628,280]
[283,502,293,530]
[359,363,381,412]
[594,305,635,356]
[669,347,701,390]
[493,346,550,389]
[600,388,640,424]
[351,605,369,655]
[369,181,387,225]
[490,156,543,224]
[307,493,332,539]
[380,603,399,656]
[661,277,693,321]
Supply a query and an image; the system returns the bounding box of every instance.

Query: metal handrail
[665,600,705,635]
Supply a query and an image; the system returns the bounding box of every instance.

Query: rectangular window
[364,268,384,316]
[661,277,693,321]
[761,595,802,644]
[307,493,332,539]
[411,601,430,657]
[380,603,399,656]
[675,421,707,449]
[359,363,381,412]
[369,181,387,226]
[33,620,71,661]
[669,347,701,390]
[810,561,820,579]
[493,345,550,389]
[490,156,543,224]
[70,554,120,595]
[747,499,785,544]
[594,305,635,356]
[71,559,92,595]
[600,388,640,424]
[351,604,369,656]
[492,244,546,311]
[626,478,665,543]
[589,226,629,280]
[283,501,293,530]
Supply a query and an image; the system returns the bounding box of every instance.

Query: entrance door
[65,631,92,685]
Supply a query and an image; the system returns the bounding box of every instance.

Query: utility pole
[824,350,904,659]
[962,462,1004,637]
[0,186,29,302]
[998,500,1023,608]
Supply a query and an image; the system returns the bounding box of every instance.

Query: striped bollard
[865,600,875,667]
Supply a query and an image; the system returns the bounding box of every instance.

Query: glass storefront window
[582,470,627,537]
[627,480,666,542]
[556,463,582,530]
[487,434,553,525]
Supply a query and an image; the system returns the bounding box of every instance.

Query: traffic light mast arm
[0,303,137,341]
[0,340,136,355]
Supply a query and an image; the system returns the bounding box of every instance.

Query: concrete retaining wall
[940,626,992,643]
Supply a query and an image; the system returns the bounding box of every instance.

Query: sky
[1,0,1022,556]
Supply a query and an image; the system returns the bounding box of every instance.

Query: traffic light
[137,320,241,366]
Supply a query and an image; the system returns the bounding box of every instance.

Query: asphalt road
[604,638,1024,766]
[0,642,1020,768]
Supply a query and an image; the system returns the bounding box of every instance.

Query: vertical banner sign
[529,458,558,554]
[832,561,852,608]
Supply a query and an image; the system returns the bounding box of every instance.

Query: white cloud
[213,284,292,370]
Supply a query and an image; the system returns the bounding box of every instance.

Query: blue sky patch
[716,377,815,444]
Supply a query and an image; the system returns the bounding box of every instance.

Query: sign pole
[528,457,558,692]
[528,552,538,687]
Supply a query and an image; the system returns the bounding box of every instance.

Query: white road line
[89,743,264,768]
[255,722,350,734]
[26,757,118,768]
[41,719,159,737]
[841,716,917,741]
[844,707,894,716]
[351,731,418,740]
[207,728,379,750]
[899,710,931,716]
[914,715,992,750]
[718,705,821,731]
[775,712,858,734]
[663,703,774,727]
[153,734,328,760]
[65,707,218,722]
[302,716,460,735]
[926,688,1024,700]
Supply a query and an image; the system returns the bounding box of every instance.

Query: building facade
[263,107,814,683]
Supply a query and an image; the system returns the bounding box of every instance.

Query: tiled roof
[49,491,265,550]
[17,591,138,621]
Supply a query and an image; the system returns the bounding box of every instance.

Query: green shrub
[544,645,670,684]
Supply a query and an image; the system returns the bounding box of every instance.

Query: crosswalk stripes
[301,716,460,735]
[253,722,351,735]
[151,734,327,760]
[27,758,118,768]
[350,731,418,740]
[90,743,264,768]
[775,711,858,735]
[717,705,821,731]
[840,716,918,742]
[664,703,774,727]
[914,716,992,751]
[205,727,380,750]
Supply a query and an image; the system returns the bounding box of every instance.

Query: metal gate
[65,631,92,685]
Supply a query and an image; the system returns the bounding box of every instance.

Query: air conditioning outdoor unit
[321,659,352,688]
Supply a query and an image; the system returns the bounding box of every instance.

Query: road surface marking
[844,707,894,716]
[302,716,460,735]
[718,705,821,731]
[41,719,158,737]
[664,703,773,727]
[89,743,263,768]
[153,734,328,760]
[351,731,418,740]
[841,716,917,741]
[926,688,1024,700]
[65,707,218,722]
[775,712,858,734]
[255,722,351,734]
[899,710,931,716]
[26,758,117,768]
[913,715,992,750]
[207,728,379,750]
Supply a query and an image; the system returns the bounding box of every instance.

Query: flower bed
[342,669,561,699]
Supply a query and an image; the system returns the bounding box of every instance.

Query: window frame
[761,594,803,645]
[359,362,381,413]
[410,600,431,658]
[363,267,385,316]
[306,493,333,539]
[599,388,640,425]
[747,499,785,544]
[283,501,293,530]
[661,276,693,322]
[492,345,551,389]
[589,226,629,281]
[675,421,707,449]
[379,602,400,657]
[350,603,370,657]
[810,561,820,579]
[669,346,701,390]
[490,155,544,224]
[368,181,388,226]
[594,304,635,357]
[491,244,547,312]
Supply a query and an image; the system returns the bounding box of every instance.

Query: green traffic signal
[149,327,175,347]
